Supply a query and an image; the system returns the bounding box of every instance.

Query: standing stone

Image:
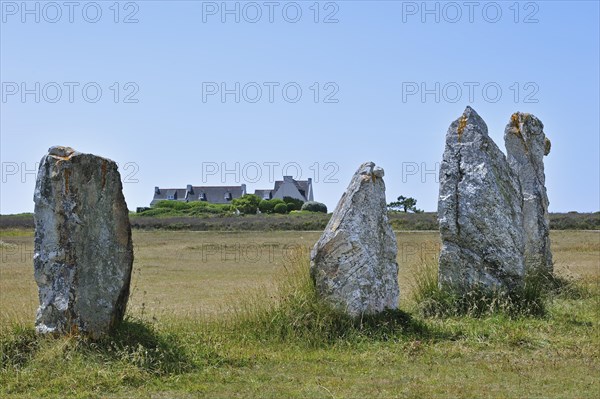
[33,146,133,338]
[438,107,525,292]
[505,112,553,273]
[310,162,399,317]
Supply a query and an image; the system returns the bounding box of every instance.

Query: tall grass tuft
[0,316,197,376]
[0,323,38,369]
[227,250,428,346]
[411,260,571,318]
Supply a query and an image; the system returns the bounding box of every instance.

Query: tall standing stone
[33,146,134,339]
[505,112,553,273]
[310,162,399,317]
[438,107,525,291]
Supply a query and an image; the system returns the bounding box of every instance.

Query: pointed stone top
[463,105,477,115]
[461,106,485,125]
[451,106,488,141]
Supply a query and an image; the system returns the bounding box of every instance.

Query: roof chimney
[154,186,160,194]
[186,184,193,194]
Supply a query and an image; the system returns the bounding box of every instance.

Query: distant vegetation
[547,211,600,230]
[300,201,328,213]
[387,195,422,213]
[1,211,598,231]
[137,200,233,217]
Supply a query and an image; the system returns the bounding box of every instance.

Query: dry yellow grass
[1,229,598,323]
[1,229,599,399]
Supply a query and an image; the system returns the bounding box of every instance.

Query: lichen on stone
[33,146,134,339]
[457,114,468,141]
[544,137,551,156]
[310,161,399,317]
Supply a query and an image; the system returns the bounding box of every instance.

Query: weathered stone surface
[310,162,399,316]
[505,112,553,273]
[33,146,133,338]
[438,107,525,291]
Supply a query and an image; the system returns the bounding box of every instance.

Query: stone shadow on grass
[343,308,452,342]
[91,317,197,376]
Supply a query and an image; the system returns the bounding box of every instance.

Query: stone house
[150,184,247,206]
[150,177,313,206]
[254,176,313,202]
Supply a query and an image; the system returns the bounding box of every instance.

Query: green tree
[283,196,304,211]
[232,194,260,215]
[259,198,285,214]
[273,203,289,214]
[387,195,420,213]
[301,201,328,213]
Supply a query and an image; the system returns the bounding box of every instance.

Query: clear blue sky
[1,0,599,214]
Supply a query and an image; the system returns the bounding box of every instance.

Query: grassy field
[1,229,599,398]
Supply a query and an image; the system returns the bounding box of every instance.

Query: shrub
[140,201,232,217]
[258,200,274,214]
[155,200,191,211]
[189,204,231,215]
[301,201,327,213]
[273,203,288,214]
[259,199,285,214]
[286,203,296,213]
[137,207,178,217]
[231,194,260,215]
[283,196,304,211]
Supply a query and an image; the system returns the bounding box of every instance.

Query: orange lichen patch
[511,112,521,134]
[510,112,529,153]
[51,154,73,161]
[101,160,107,189]
[64,169,70,194]
[457,114,468,141]
[49,146,76,161]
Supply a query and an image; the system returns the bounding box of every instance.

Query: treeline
[2,211,598,231]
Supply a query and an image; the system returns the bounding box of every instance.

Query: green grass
[1,230,598,398]
[224,252,430,346]
[2,255,599,398]
[410,260,588,318]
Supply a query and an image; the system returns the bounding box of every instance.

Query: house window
[167,194,175,200]
[199,193,207,201]
[224,192,232,201]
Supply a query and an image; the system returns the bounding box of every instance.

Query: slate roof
[273,177,312,201]
[254,189,274,200]
[151,185,246,206]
